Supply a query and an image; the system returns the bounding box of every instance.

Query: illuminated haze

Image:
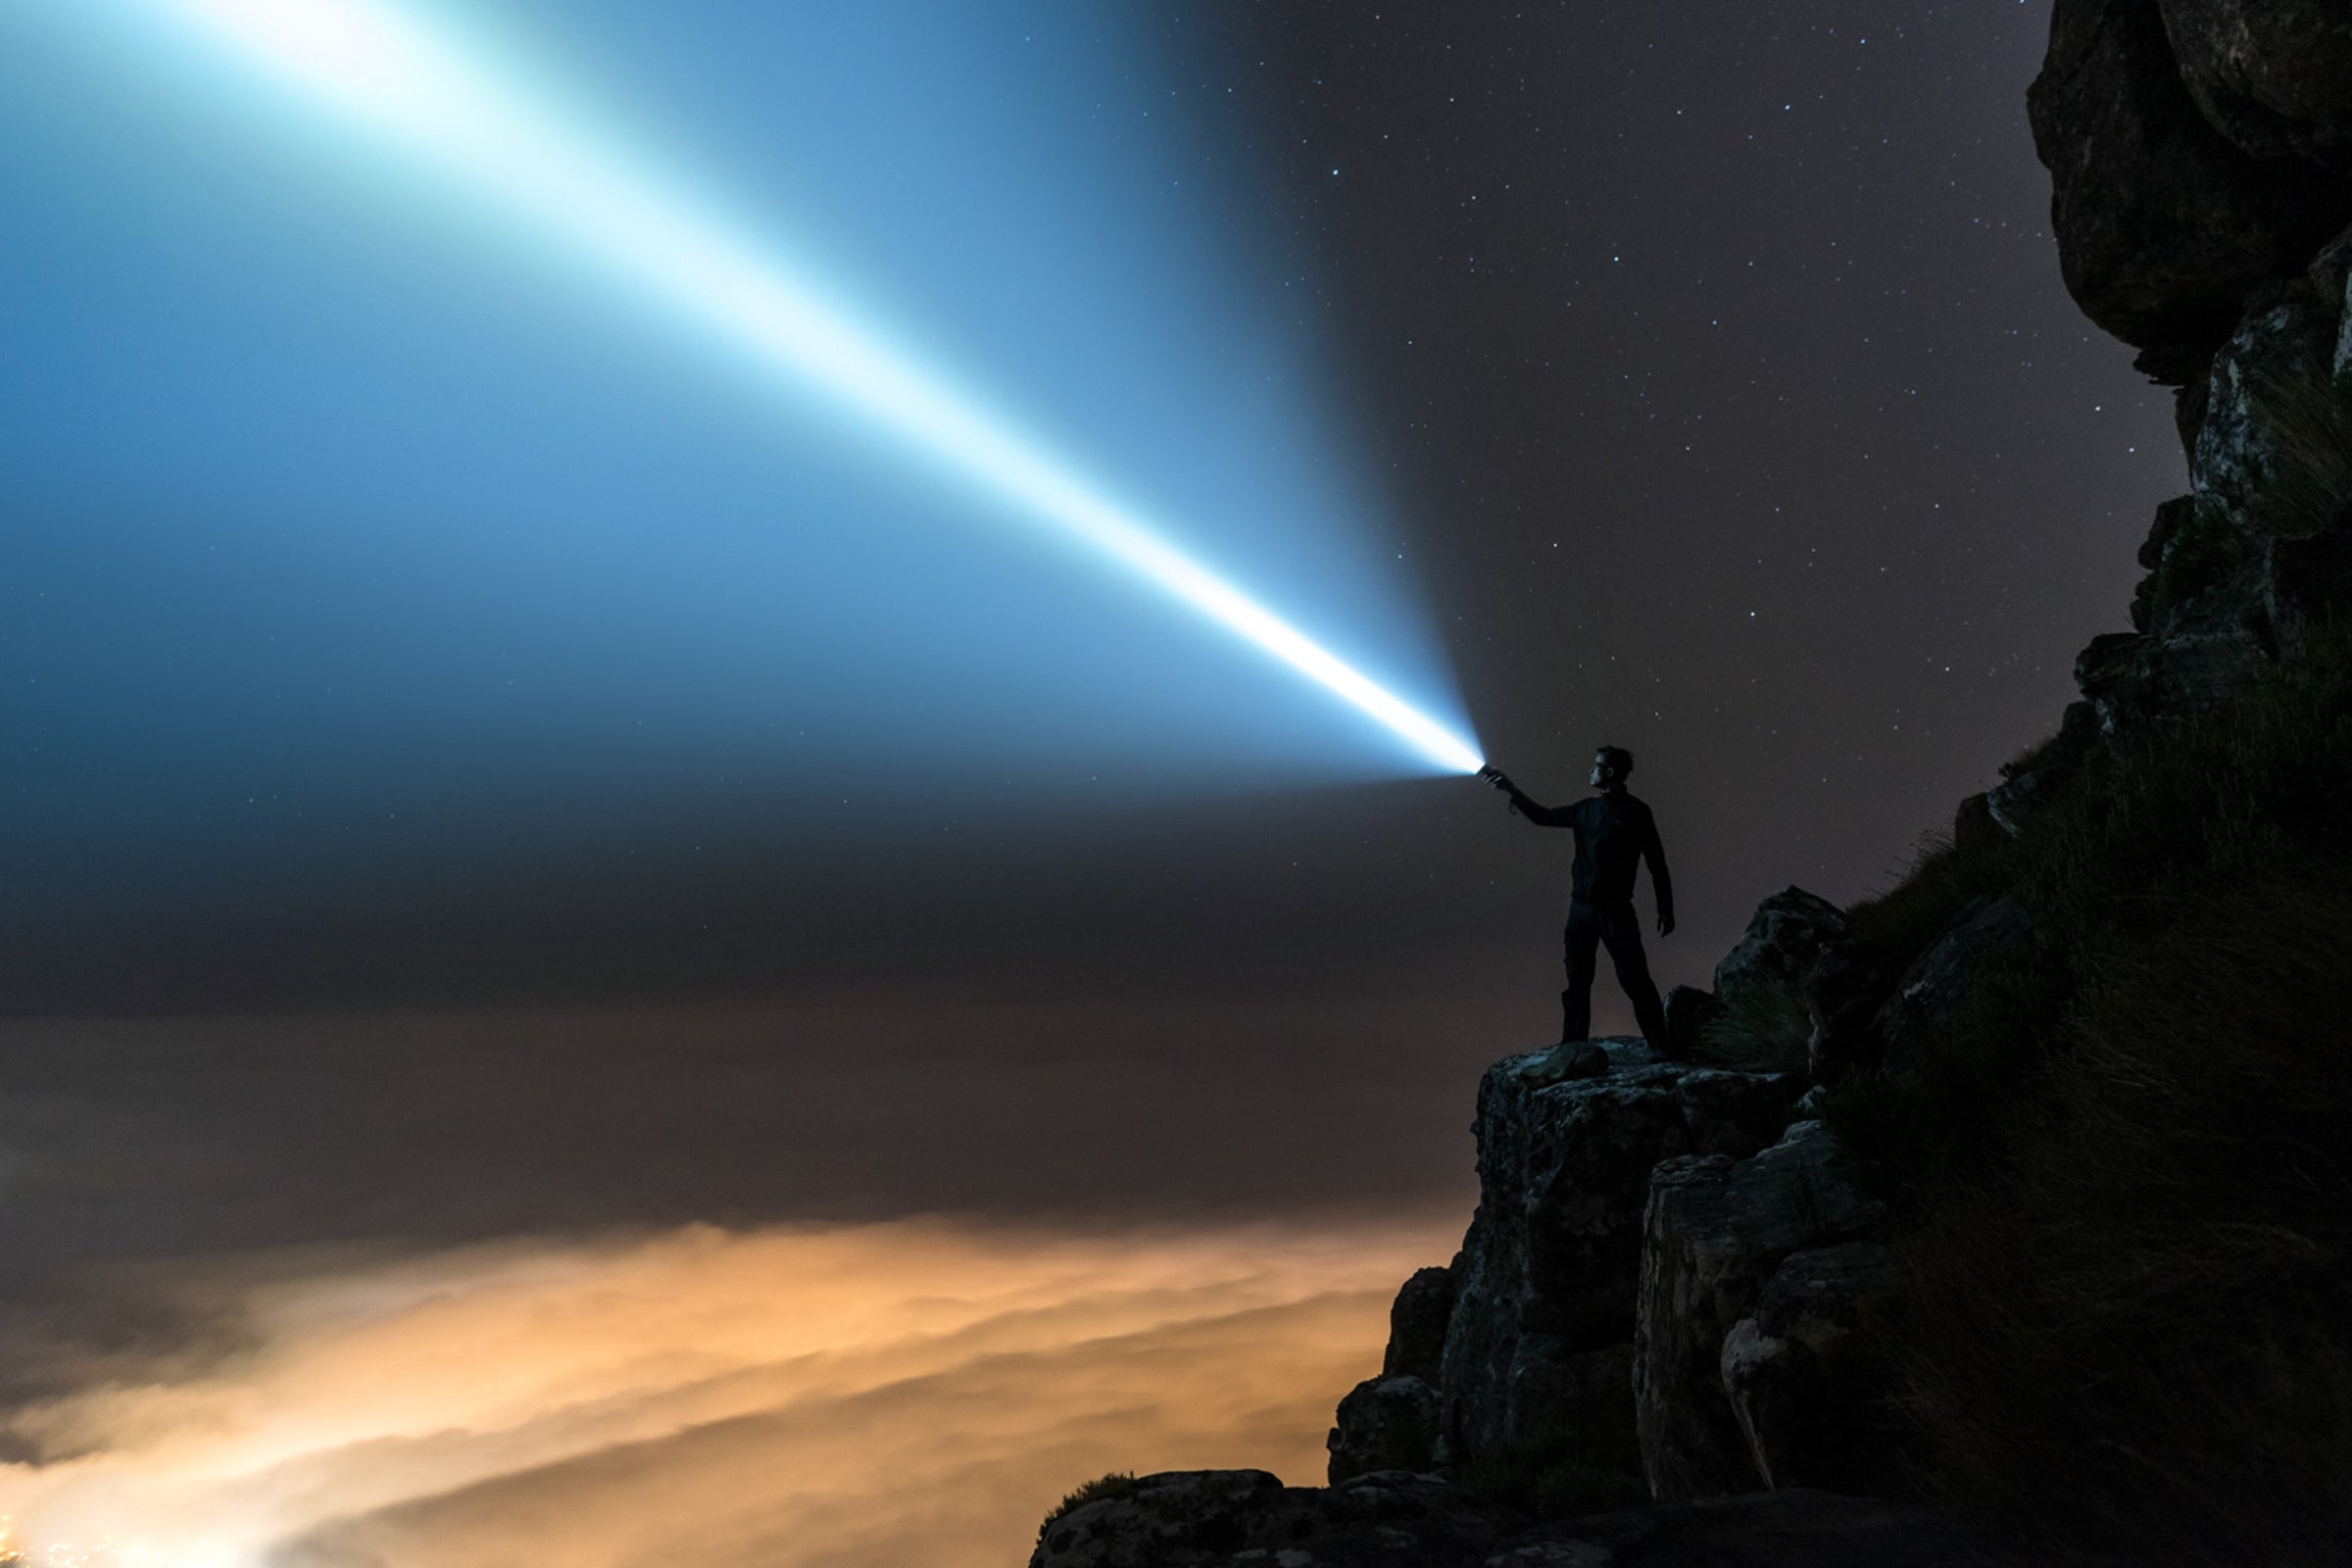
[3,0,1473,938]
[122,0,1480,776]
[0,1216,1455,1567]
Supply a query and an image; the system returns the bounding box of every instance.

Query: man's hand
[1478,764,1517,794]
[1656,912,1676,938]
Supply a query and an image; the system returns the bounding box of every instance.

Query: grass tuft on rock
[2135,497,2255,631]
[1842,828,2016,973]
[1036,1471,1137,1541]
[1693,983,1811,1071]
[2235,364,2352,542]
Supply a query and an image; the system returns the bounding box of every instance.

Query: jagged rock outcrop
[1029,1469,2037,1568]
[2027,0,2352,369]
[1712,889,1845,1016]
[1635,1121,1893,1502]
[2191,278,2343,533]
[1793,898,2038,1087]
[1978,768,2055,841]
[1327,1375,1441,1485]
[1031,1470,1503,1567]
[1982,701,2099,838]
[2024,0,2352,739]
[1385,1263,1458,1383]
[1323,938,1900,1502]
[1720,1241,1905,1494]
[1327,1267,1460,1482]
[1695,888,1848,1072]
[1437,1044,1808,1475]
[2082,248,2352,733]
[2197,243,2347,490]
[2159,0,2352,172]
[1875,898,2035,1077]
[1062,1023,1982,1560]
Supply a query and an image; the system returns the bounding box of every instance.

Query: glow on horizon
[0,1217,1456,1567]
[122,0,1485,776]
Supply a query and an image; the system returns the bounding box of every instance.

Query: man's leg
[1598,905,1671,1053]
[1560,903,1602,1043]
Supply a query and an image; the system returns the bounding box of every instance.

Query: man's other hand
[1657,912,1676,937]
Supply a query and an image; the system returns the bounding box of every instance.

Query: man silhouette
[1481,747,1676,1053]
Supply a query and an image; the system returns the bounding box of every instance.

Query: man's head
[1589,745,1633,791]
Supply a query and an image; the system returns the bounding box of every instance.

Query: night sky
[0,4,2180,1561]
[6,0,2174,1214]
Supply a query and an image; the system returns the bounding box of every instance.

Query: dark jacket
[1508,788,1673,918]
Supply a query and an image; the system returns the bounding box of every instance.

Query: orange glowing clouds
[0,1215,1457,1568]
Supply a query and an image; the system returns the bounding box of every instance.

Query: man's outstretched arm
[1642,812,1676,936]
[1480,767,1576,826]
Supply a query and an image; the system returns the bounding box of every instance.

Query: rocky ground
[1030,1470,2042,1568]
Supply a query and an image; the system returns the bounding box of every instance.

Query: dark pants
[1563,899,1668,1048]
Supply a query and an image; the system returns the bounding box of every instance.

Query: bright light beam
[127,0,1486,775]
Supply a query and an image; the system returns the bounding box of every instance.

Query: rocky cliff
[1034,2,2352,1560]
[2027,0,2352,757]
[1312,893,1929,1521]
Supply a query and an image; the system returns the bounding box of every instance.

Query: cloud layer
[0,1216,1453,1568]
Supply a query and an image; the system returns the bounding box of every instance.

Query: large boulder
[2190,278,2345,539]
[2078,568,2273,730]
[1382,1263,1457,1384]
[1326,1374,1441,1484]
[1325,1261,1462,1482]
[1714,888,1847,1009]
[1031,1468,2043,1567]
[1706,888,1847,1070]
[2093,267,2352,730]
[1720,1240,1906,1494]
[1876,898,2038,1076]
[1030,1469,1502,1568]
[2027,0,2352,365]
[1635,1121,1891,1502]
[1437,1052,1806,1473]
[2159,0,2352,171]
